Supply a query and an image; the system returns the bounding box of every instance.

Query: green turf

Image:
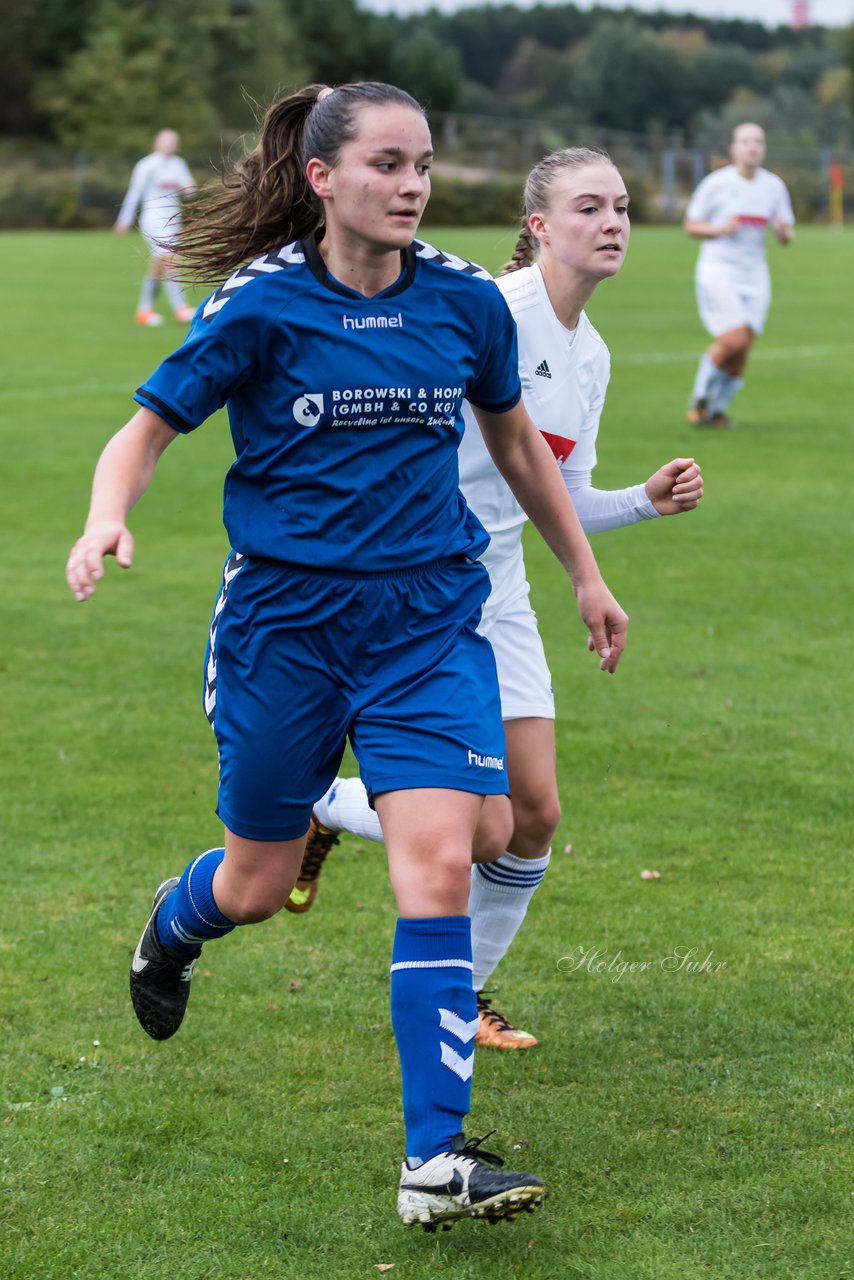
[1,226,851,1279]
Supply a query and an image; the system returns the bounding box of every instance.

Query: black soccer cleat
[397,1131,547,1229]
[129,877,199,1041]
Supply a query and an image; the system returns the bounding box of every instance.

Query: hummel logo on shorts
[534,360,551,378]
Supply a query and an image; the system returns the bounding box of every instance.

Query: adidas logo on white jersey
[534,360,551,379]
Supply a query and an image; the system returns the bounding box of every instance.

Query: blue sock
[156,847,236,957]
[390,916,477,1164]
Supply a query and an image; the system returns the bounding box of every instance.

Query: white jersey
[687,165,794,284]
[117,152,196,244]
[459,262,655,581]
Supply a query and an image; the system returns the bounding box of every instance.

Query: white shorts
[696,269,770,337]
[478,545,555,721]
[140,217,180,259]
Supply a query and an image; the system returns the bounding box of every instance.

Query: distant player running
[290,148,703,1049]
[685,122,794,428]
[115,128,197,327]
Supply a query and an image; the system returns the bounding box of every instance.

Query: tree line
[2,0,851,156]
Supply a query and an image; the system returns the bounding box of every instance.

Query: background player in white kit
[685,122,794,428]
[115,128,197,327]
[294,148,704,1048]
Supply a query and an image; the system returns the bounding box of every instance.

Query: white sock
[138,276,158,311]
[691,352,721,404]
[314,776,384,842]
[469,849,551,991]
[708,373,743,414]
[164,277,188,311]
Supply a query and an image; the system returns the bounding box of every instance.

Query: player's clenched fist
[66,522,134,601]
[645,457,704,517]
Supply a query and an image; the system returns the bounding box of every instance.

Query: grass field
[1,224,851,1280]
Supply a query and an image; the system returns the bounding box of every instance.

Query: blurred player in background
[685,122,794,428]
[67,83,632,1231]
[115,128,197,327]
[295,147,703,1050]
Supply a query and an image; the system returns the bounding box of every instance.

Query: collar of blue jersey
[301,232,416,300]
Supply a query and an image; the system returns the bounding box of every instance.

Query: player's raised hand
[66,521,135,601]
[576,579,628,674]
[645,457,703,516]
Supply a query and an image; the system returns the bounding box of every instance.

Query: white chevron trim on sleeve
[440,1041,475,1082]
[438,1007,480,1044]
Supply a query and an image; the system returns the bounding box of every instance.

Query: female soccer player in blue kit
[66,83,628,1230]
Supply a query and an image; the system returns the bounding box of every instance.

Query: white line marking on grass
[620,344,852,367]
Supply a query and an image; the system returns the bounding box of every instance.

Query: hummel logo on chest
[534,360,551,378]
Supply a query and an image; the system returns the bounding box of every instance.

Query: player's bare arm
[66,408,177,601]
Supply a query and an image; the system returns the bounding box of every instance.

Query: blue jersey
[135,237,521,572]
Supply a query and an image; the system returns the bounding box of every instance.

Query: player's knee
[515,796,561,853]
[430,842,479,897]
[715,327,752,363]
[504,781,561,854]
[472,796,514,862]
[224,883,288,924]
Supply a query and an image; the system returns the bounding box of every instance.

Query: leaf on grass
[375,1265,395,1272]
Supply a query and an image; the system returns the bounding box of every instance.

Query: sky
[361,0,854,26]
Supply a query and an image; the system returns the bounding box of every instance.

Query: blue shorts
[204,552,508,841]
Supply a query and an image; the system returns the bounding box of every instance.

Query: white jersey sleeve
[772,177,795,228]
[172,157,197,200]
[117,156,151,227]
[555,346,657,531]
[562,470,657,533]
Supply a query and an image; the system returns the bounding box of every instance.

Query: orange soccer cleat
[285,814,340,913]
[135,309,164,327]
[475,992,539,1050]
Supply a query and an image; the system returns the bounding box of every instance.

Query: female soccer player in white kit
[297,147,704,1048]
[115,128,197,326]
[685,122,794,428]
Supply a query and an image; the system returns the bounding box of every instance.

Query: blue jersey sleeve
[466,284,522,415]
[134,293,258,433]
